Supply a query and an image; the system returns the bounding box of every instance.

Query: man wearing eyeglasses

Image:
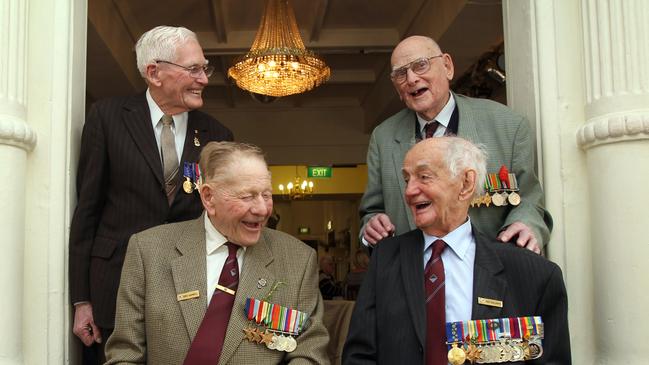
[69,25,233,363]
[360,35,552,253]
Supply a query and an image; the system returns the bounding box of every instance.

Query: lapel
[171,217,208,340]
[179,111,208,164]
[399,230,427,347]
[453,93,481,144]
[218,229,276,365]
[471,227,506,320]
[122,94,165,186]
[392,110,417,229]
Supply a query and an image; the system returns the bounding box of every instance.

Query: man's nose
[405,68,419,83]
[251,196,270,215]
[196,70,209,85]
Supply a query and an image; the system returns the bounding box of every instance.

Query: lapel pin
[257,278,267,289]
[177,290,200,302]
[193,130,200,147]
[477,296,503,308]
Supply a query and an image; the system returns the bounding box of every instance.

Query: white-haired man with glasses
[360,35,552,253]
[69,25,233,363]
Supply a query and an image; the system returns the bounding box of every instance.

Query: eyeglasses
[155,60,215,78]
[390,55,443,83]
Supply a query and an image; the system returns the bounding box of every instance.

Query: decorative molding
[577,113,649,149]
[0,117,37,151]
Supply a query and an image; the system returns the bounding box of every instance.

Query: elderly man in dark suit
[69,25,233,362]
[344,137,570,364]
[105,142,329,364]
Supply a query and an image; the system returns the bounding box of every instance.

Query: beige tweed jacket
[105,215,330,365]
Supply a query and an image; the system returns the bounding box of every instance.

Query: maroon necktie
[425,239,447,365]
[424,121,439,139]
[183,243,239,365]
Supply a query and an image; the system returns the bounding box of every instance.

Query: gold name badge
[478,296,503,308]
[177,290,200,302]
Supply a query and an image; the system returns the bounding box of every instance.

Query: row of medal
[471,166,521,208]
[445,316,544,364]
[242,297,309,353]
[182,162,202,194]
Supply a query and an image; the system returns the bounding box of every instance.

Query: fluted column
[0,0,36,363]
[576,1,649,363]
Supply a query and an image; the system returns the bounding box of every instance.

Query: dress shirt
[146,89,188,161]
[416,92,456,137]
[422,218,475,323]
[204,214,246,306]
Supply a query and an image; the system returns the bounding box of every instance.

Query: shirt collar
[146,88,189,128]
[423,217,473,260]
[204,213,229,255]
[417,92,456,132]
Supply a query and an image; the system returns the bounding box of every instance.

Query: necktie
[183,243,240,365]
[160,115,179,205]
[424,121,439,139]
[425,239,447,365]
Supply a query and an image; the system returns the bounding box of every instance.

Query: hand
[363,213,395,246]
[497,221,540,254]
[73,302,102,346]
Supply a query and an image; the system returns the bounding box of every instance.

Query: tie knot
[161,115,174,127]
[225,242,239,257]
[424,121,439,139]
[431,239,446,258]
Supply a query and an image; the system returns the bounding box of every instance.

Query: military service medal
[242,297,308,353]
[471,165,522,209]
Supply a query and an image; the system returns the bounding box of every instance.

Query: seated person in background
[105,141,329,365]
[344,249,370,300]
[344,137,570,364]
[319,254,345,300]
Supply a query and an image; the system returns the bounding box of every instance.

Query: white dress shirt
[146,89,188,161]
[416,92,456,137]
[204,214,246,306]
[422,218,476,323]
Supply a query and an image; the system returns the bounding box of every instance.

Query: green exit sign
[307,166,332,178]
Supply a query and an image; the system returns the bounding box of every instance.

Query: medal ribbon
[245,298,309,335]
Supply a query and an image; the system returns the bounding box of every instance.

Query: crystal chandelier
[228,0,331,97]
[278,171,315,199]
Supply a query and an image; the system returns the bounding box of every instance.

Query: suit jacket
[69,93,233,328]
[104,217,330,365]
[359,93,553,245]
[343,227,571,365]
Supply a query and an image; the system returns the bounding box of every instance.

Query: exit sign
[307,166,332,178]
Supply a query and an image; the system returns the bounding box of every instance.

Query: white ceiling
[86,0,504,165]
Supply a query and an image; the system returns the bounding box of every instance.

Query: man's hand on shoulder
[363,213,395,246]
[497,221,540,254]
[73,302,102,346]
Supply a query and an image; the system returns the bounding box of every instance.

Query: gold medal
[508,191,521,205]
[182,178,193,193]
[465,343,482,363]
[447,343,466,365]
[193,130,200,146]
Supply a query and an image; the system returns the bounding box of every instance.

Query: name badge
[478,297,503,308]
[177,290,200,301]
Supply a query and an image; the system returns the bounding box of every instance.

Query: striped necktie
[425,239,447,365]
[160,115,179,205]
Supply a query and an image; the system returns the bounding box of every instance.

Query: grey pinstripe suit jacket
[343,226,571,364]
[105,216,330,365]
[69,93,233,328]
[359,93,552,246]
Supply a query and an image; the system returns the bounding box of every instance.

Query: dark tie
[424,121,439,139]
[425,239,447,365]
[160,115,179,205]
[183,243,240,365]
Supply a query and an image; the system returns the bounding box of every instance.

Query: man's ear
[144,64,162,87]
[443,53,455,81]
[458,169,476,201]
[199,184,215,215]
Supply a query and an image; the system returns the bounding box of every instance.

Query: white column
[576,1,649,363]
[0,0,36,363]
[503,1,594,363]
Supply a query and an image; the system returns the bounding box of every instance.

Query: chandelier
[227,0,331,97]
[278,170,315,199]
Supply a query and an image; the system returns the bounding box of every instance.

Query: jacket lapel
[400,230,427,347]
[122,94,165,186]
[454,92,480,144]
[393,111,417,229]
[171,217,208,340]
[179,111,208,164]
[471,228,506,320]
[218,229,275,365]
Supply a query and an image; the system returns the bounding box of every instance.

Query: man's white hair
[443,137,487,198]
[135,26,198,77]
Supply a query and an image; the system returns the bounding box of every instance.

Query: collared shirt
[422,218,475,323]
[146,89,188,161]
[416,92,456,138]
[204,214,246,306]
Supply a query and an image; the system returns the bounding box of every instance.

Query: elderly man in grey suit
[344,137,570,364]
[105,142,329,364]
[360,36,552,253]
